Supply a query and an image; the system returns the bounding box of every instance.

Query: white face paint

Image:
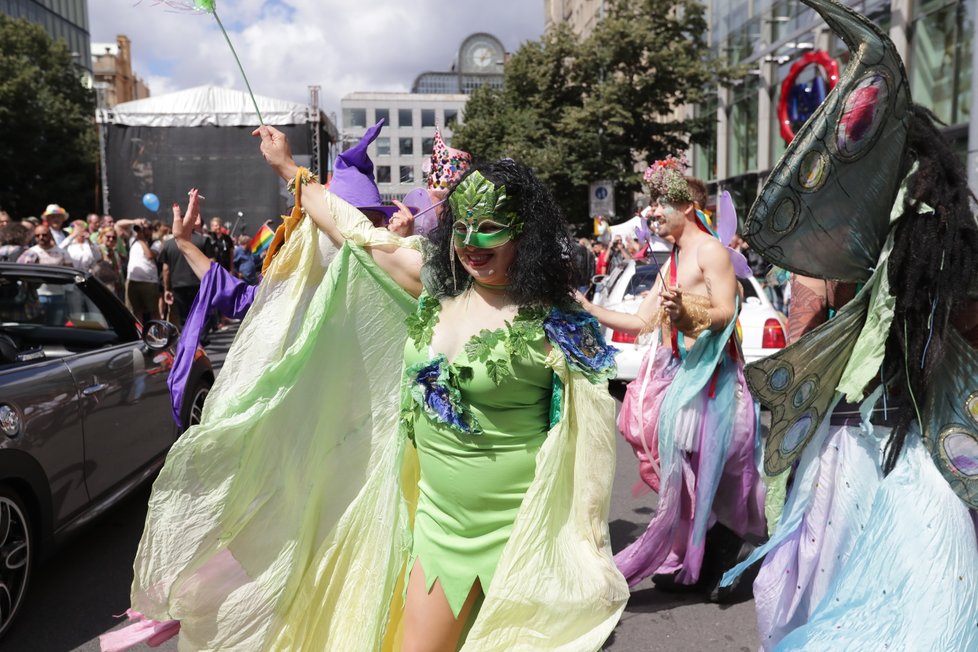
[652,197,688,243]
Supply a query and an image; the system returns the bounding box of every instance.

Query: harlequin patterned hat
[42,203,68,218]
[425,130,472,191]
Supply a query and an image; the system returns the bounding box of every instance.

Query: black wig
[882,104,978,472]
[423,159,575,309]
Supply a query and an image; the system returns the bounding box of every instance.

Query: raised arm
[171,189,212,281]
[252,126,423,296]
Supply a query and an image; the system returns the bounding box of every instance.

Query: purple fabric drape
[167,262,258,427]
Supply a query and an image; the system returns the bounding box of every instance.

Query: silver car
[0,263,213,638]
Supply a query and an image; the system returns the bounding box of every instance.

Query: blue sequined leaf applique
[544,308,618,383]
[405,355,483,436]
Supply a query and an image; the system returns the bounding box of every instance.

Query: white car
[592,260,788,382]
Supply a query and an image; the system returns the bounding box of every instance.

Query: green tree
[453,0,738,225]
[0,15,97,220]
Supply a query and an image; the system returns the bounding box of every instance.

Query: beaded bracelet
[286,167,319,196]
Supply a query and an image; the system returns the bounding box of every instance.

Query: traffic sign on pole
[589,180,615,217]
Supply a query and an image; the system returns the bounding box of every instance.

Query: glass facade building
[692,0,975,210]
[1,0,91,71]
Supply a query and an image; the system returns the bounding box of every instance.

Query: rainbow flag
[249,224,275,254]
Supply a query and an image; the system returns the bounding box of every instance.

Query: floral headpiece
[449,171,522,232]
[643,155,692,203]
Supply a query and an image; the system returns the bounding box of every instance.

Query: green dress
[401,292,556,616]
[122,199,629,651]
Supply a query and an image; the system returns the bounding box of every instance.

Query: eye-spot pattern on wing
[797,150,832,193]
[924,333,978,508]
[742,0,911,284]
[834,70,892,161]
[940,429,978,477]
[746,290,870,475]
[967,392,978,423]
[781,409,820,458]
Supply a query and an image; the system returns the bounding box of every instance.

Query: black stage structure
[97,86,337,236]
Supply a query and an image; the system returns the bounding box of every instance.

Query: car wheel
[182,377,213,428]
[0,487,32,639]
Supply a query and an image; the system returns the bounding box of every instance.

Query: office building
[412,33,507,94]
[341,93,468,200]
[343,33,509,200]
[544,0,603,36]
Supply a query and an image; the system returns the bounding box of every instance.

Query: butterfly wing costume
[721,0,978,648]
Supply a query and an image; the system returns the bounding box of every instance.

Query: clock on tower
[460,35,504,74]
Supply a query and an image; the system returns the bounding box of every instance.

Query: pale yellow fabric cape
[129,193,628,651]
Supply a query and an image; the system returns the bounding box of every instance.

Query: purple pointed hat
[328,119,417,220]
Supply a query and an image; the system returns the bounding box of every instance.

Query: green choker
[472,278,511,291]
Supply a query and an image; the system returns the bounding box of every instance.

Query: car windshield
[738,278,759,299]
[625,265,661,296]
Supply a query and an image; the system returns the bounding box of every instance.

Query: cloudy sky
[90,1,545,118]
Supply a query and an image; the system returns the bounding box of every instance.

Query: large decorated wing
[922,330,978,509]
[746,287,870,474]
[742,0,911,283]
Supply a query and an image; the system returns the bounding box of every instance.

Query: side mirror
[143,320,179,351]
[591,274,606,285]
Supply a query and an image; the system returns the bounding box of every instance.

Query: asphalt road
[2,326,759,652]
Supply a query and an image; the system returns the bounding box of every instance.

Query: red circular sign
[777,50,840,144]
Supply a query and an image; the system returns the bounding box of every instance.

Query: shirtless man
[580,183,736,341]
[578,158,765,598]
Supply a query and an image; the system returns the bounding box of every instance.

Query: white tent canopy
[100,85,333,132]
[608,215,671,252]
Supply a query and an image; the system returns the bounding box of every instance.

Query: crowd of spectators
[2,200,791,326]
[0,204,264,330]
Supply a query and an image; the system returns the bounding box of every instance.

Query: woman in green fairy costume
[248,128,627,652]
